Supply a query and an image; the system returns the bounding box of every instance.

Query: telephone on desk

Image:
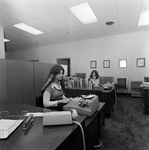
[63,95,99,117]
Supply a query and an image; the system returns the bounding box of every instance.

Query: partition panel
[22,61,35,105]
[0,59,7,101]
[7,59,23,103]
[43,63,54,82]
[1,59,55,105]
[34,62,44,97]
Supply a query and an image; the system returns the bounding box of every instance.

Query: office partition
[0,59,55,105]
[22,61,35,105]
[0,59,8,101]
[7,59,23,103]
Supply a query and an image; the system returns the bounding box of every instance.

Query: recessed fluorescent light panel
[4,39,10,42]
[69,2,98,24]
[13,23,44,35]
[138,10,149,26]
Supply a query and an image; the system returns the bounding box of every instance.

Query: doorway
[57,58,71,76]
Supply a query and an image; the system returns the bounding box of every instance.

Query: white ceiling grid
[0,0,148,51]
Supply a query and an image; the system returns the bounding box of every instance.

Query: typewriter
[63,94,99,117]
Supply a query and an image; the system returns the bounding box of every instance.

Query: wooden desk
[0,101,105,150]
[65,88,116,116]
[85,102,105,150]
[141,87,149,112]
[0,101,86,150]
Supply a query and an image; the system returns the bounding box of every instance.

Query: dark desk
[85,103,105,150]
[0,101,86,150]
[140,87,149,112]
[0,101,105,150]
[65,88,116,116]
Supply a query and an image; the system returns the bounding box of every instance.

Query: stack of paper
[0,119,23,139]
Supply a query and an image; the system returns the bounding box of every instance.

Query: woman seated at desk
[90,70,100,87]
[41,65,71,111]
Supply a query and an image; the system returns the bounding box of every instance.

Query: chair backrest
[117,78,127,87]
[100,76,114,84]
[36,95,44,108]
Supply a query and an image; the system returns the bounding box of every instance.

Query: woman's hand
[58,98,71,104]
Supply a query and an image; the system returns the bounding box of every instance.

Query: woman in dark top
[42,65,70,110]
[90,70,100,87]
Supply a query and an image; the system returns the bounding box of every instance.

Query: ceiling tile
[0,13,19,26]
[4,26,34,40]
[4,0,48,17]
[52,9,82,28]
[47,31,71,41]
[59,0,88,7]
[0,0,32,22]
[59,28,81,39]
[36,14,67,31]
[1,0,149,52]
[71,25,94,38]
[24,19,55,33]
[38,33,61,42]
[31,0,65,13]
[85,22,107,37]
[116,0,143,17]
[119,13,140,31]
[89,0,117,21]
[141,0,149,11]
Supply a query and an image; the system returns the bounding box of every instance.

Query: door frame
[57,58,71,76]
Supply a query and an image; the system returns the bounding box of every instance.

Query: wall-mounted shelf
[131,81,142,97]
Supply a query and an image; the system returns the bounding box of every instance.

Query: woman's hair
[90,70,99,79]
[41,65,65,94]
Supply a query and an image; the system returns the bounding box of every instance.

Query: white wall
[5,30,149,92]
[0,26,5,58]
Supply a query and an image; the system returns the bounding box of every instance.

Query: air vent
[105,21,114,26]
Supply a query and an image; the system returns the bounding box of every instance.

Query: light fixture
[138,10,149,26]
[4,39,10,42]
[105,21,114,26]
[69,2,98,24]
[13,23,44,35]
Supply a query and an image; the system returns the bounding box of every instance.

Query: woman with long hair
[90,70,100,87]
[41,65,70,111]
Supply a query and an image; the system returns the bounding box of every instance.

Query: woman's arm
[43,91,71,108]
[43,91,58,108]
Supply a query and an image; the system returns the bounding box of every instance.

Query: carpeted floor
[96,97,149,150]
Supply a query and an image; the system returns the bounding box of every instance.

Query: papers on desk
[25,112,44,117]
[81,94,96,99]
[141,82,149,87]
[0,119,23,139]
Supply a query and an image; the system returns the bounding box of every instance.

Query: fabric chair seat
[116,78,128,97]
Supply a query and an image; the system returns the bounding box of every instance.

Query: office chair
[115,78,128,97]
[36,95,44,108]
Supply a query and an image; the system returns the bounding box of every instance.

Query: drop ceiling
[1,0,149,52]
